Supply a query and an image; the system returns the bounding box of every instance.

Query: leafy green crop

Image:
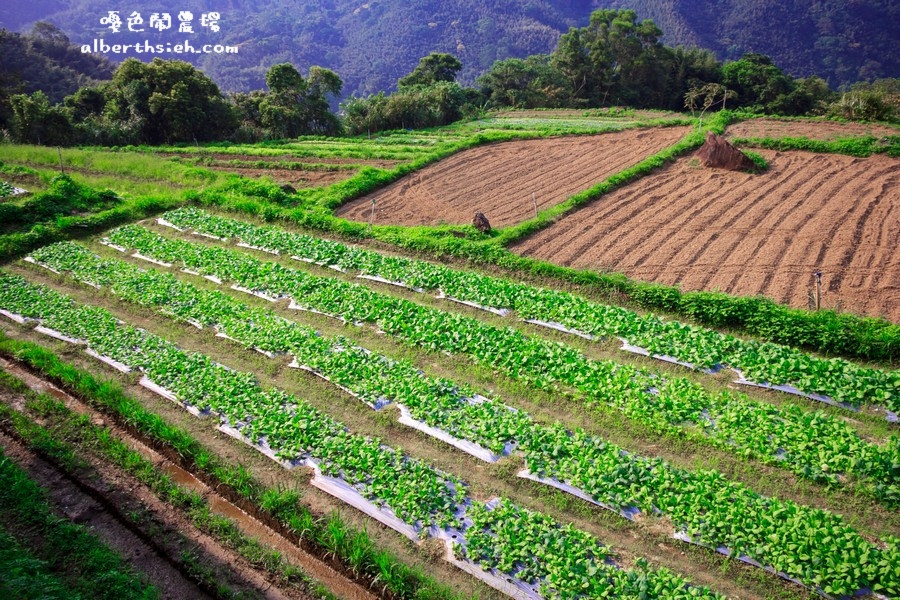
[103,223,900,506]
[0,271,727,598]
[158,207,898,415]
[25,239,900,595]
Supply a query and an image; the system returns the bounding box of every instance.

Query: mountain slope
[602,0,899,88]
[1,0,896,96]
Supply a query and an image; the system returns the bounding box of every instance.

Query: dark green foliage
[343,81,473,134]
[260,64,343,137]
[398,53,462,88]
[0,23,114,109]
[103,58,237,145]
[550,9,670,107]
[828,79,899,123]
[8,90,74,145]
[721,53,795,113]
[0,528,72,600]
[477,55,570,108]
[601,0,898,89]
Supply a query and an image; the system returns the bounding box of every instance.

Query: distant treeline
[1,10,897,146]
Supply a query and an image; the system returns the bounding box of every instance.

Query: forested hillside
[0,24,114,103]
[1,0,896,95]
[602,0,899,88]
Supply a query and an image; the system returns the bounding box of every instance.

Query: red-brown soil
[512,150,900,321]
[156,152,400,168]
[726,119,898,141]
[335,126,691,228]
[491,109,686,120]
[207,166,358,188]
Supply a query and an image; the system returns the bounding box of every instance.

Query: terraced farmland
[0,110,898,600]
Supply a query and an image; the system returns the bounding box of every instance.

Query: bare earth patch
[336,126,690,228]
[156,151,400,168]
[726,119,898,141]
[512,150,900,321]
[206,166,359,188]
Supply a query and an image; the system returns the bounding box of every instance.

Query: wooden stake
[57,147,65,175]
[369,199,377,228]
[814,271,822,310]
[532,192,538,218]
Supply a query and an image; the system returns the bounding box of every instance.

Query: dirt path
[0,356,377,600]
[0,428,216,600]
[512,150,900,321]
[336,126,690,228]
[726,118,898,140]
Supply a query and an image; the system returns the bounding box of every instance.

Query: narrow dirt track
[336,126,690,228]
[512,150,900,321]
[725,119,898,141]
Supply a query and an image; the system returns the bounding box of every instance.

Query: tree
[684,83,737,125]
[721,53,794,112]
[9,91,50,144]
[478,56,568,108]
[260,63,343,138]
[549,9,671,107]
[104,58,236,144]
[828,79,898,122]
[9,90,73,145]
[398,53,462,88]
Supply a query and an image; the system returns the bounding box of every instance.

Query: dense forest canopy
[1,8,897,146]
[1,0,896,96]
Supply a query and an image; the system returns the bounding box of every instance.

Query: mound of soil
[473,211,492,232]
[695,132,756,171]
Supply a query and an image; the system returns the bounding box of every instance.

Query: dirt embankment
[512,150,900,321]
[336,126,690,228]
[726,119,898,141]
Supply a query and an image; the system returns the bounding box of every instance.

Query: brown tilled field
[726,118,898,140]
[335,126,690,227]
[512,150,900,320]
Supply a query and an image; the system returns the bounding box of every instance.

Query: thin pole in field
[814,270,822,310]
[532,192,538,218]
[369,199,377,228]
[57,147,65,175]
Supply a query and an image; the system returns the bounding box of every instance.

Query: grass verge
[0,331,465,600]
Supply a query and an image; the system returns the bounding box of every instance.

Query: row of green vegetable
[103,224,900,505]
[0,270,722,600]
[156,207,897,414]
[25,240,900,596]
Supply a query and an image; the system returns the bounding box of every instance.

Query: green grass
[731,135,900,157]
[0,526,78,600]
[0,145,223,187]
[0,445,158,600]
